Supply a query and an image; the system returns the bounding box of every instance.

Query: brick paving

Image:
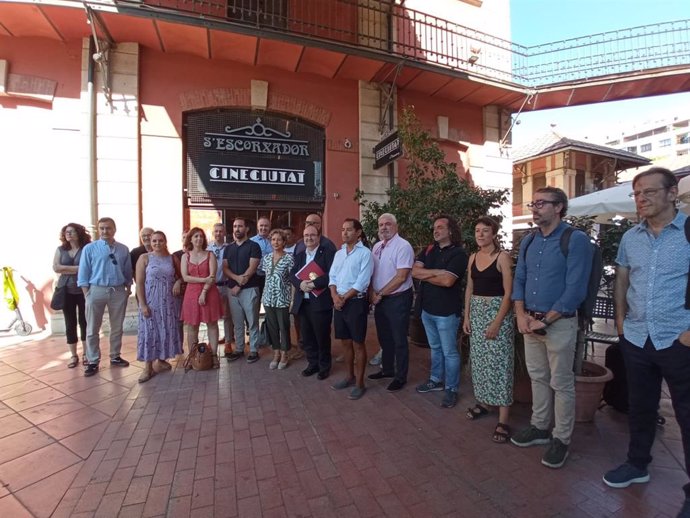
[0,322,685,517]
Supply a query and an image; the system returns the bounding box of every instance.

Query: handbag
[50,286,66,311]
[183,342,214,371]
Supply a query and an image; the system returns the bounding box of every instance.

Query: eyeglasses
[526,200,559,209]
[108,253,118,265]
[628,187,667,199]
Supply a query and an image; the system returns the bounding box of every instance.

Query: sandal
[466,404,489,420]
[213,357,220,369]
[138,369,156,383]
[67,356,79,369]
[492,423,511,444]
[156,360,172,371]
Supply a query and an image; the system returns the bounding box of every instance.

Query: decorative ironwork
[100,0,689,88]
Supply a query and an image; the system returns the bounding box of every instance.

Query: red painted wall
[139,48,361,241]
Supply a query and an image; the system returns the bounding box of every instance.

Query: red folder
[295,260,326,297]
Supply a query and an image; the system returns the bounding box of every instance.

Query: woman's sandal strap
[466,404,489,420]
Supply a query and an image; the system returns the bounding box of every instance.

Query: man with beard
[223,218,262,363]
[511,187,593,469]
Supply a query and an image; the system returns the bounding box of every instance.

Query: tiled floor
[0,322,685,518]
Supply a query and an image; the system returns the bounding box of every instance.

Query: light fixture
[468,46,481,65]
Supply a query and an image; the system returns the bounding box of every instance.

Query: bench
[585,296,619,348]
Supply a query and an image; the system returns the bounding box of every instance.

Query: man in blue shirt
[511,187,593,469]
[77,217,133,377]
[328,219,373,400]
[603,168,690,518]
[251,216,272,294]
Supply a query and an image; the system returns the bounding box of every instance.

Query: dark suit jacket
[291,244,335,313]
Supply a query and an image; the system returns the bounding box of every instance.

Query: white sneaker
[368,350,382,366]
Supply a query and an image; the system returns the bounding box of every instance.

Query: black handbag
[50,286,66,311]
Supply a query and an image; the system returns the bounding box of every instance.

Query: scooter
[1,267,32,336]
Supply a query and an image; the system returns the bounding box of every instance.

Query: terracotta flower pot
[575,360,613,422]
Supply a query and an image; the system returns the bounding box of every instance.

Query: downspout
[87,35,98,229]
[387,1,395,189]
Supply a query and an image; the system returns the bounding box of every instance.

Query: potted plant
[565,216,634,421]
[356,106,508,346]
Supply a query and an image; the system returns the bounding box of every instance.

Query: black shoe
[246,352,259,364]
[110,357,130,367]
[368,371,394,380]
[317,370,330,380]
[226,351,243,362]
[301,366,319,377]
[84,364,99,377]
[386,379,406,392]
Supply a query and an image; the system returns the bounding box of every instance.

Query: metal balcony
[126,0,690,87]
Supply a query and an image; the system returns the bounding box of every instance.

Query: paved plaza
[0,322,686,517]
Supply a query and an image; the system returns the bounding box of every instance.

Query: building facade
[0,0,521,332]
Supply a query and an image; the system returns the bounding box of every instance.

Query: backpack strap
[520,230,537,263]
[685,217,690,310]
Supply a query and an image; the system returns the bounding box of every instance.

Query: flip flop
[466,404,489,420]
[67,356,79,369]
[493,423,512,444]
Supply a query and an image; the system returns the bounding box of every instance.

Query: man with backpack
[511,187,593,468]
[603,168,690,518]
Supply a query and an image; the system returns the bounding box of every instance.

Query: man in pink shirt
[368,213,415,392]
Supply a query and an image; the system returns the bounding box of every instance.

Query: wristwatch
[539,316,552,327]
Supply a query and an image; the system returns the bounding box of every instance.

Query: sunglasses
[109,253,118,265]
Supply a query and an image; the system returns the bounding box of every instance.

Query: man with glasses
[78,217,133,377]
[511,187,593,469]
[291,214,336,360]
[368,213,414,392]
[603,168,690,518]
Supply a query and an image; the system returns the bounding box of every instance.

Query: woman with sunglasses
[53,223,91,368]
[180,227,223,368]
[135,231,183,382]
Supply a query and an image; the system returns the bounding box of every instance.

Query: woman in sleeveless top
[261,229,295,370]
[180,227,223,368]
[135,231,183,382]
[463,216,515,443]
[52,223,91,368]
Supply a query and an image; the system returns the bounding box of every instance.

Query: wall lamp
[468,46,481,65]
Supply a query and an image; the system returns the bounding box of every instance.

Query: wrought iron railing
[107,0,690,88]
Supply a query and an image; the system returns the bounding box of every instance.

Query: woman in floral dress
[261,229,295,370]
[135,231,183,382]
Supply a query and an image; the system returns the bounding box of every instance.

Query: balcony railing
[108,0,690,88]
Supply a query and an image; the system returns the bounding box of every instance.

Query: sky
[509,0,690,146]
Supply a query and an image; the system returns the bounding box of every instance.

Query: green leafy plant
[355,105,509,251]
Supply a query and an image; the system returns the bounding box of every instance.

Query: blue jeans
[421,310,461,392]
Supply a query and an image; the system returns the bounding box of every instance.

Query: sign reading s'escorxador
[186,111,325,202]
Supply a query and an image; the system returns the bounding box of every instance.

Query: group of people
[52,166,690,517]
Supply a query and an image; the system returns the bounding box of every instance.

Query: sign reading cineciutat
[186,111,325,202]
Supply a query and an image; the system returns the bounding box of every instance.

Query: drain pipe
[87,35,98,230]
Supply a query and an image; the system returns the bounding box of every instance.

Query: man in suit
[291,225,335,380]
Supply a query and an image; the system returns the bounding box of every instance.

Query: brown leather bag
[183,342,214,371]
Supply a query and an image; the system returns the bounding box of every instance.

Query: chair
[584,296,619,348]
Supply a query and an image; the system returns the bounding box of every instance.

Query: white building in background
[602,113,690,180]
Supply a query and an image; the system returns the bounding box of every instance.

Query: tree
[356,106,509,250]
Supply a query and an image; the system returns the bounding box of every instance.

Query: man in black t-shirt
[223,218,262,363]
[411,215,468,409]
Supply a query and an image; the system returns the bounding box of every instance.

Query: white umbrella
[568,182,637,223]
